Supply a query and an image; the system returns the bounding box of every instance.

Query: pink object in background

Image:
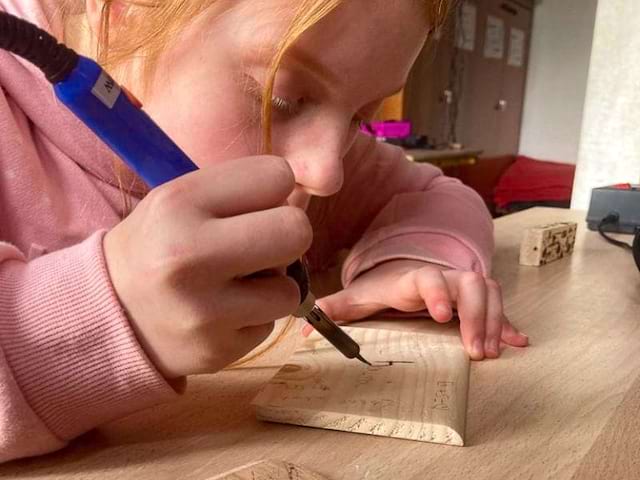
[361,120,412,138]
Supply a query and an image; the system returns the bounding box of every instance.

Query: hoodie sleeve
[307,134,494,286]
[0,232,178,463]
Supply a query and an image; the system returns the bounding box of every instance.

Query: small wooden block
[207,460,327,480]
[252,327,470,446]
[519,222,577,266]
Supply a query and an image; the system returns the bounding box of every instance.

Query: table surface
[3,208,640,480]
[404,148,482,162]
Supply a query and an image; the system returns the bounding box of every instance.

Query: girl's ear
[85,0,126,35]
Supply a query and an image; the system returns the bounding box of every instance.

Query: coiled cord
[0,11,78,83]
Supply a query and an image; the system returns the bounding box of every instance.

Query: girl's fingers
[175,155,295,218]
[226,275,300,329]
[413,267,453,323]
[483,279,505,359]
[501,318,529,347]
[454,272,488,361]
[202,205,312,279]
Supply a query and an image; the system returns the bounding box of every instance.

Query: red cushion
[493,156,576,208]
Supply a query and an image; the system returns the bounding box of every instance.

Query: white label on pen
[91,71,121,109]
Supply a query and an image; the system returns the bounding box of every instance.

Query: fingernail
[436,303,451,317]
[472,338,484,360]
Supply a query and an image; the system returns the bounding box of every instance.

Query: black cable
[0,12,78,83]
[597,212,633,250]
[633,228,640,272]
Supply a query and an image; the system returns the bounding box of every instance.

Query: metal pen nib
[294,294,371,366]
[355,353,372,366]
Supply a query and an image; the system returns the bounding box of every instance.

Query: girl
[0,0,528,462]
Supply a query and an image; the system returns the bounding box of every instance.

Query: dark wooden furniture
[404,148,482,168]
[404,0,534,158]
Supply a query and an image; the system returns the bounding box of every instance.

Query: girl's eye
[271,96,304,116]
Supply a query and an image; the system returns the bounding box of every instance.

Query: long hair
[60,0,450,152]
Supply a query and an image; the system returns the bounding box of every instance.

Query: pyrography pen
[0,11,371,366]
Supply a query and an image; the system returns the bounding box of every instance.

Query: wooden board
[252,327,469,446]
[207,460,327,480]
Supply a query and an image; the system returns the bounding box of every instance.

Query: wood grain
[3,208,640,480]
[253,327,469,446]
[570,374,640,480]
[207,460,327,480]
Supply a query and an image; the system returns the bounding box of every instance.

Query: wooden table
[404,148,482,168]
[4,208,640,479]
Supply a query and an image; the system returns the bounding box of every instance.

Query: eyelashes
[271,95,303,116]
[243,74,369,125]
[272,96,366,129]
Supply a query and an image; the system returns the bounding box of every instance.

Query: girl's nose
[293,148,344,197]
[285,116,352,198]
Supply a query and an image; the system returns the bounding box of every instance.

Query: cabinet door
[457,0,532,157]
[456,0,504,156]
[403,23,456,142]
[403,0,532,155]
[495,1,533,155]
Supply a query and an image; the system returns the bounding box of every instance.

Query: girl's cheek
[191,102,264,166]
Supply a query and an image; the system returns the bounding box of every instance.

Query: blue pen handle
[54,56,197,188]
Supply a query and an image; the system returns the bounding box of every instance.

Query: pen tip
[356,354,372,366]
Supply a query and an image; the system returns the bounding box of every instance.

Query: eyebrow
[284,45,342,88]
[284,46,406,101]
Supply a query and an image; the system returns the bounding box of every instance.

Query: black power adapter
[587,184,640,233]
[586,184,640,272]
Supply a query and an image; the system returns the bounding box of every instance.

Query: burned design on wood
[372,360,416,367]
[519,222,578,267]
[432,381,455,411]
[253,327,470,446]
[208,460,328,480]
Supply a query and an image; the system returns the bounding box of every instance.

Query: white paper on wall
[484,15,505,59]
[456,2,477,51]
[508,28,526,67]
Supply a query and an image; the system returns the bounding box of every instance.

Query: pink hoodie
[0,0,493,463]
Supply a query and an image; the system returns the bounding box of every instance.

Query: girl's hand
[104,156,312,378]
[308,259,528,360]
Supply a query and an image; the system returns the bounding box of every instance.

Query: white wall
[571,0,640,209]
[518,0,598,164]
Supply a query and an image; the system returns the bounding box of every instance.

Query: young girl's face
[142,0,429,208]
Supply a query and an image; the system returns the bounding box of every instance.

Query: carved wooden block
[207,460,327,480]
[519,222,577,266]
[252,327,470,446]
